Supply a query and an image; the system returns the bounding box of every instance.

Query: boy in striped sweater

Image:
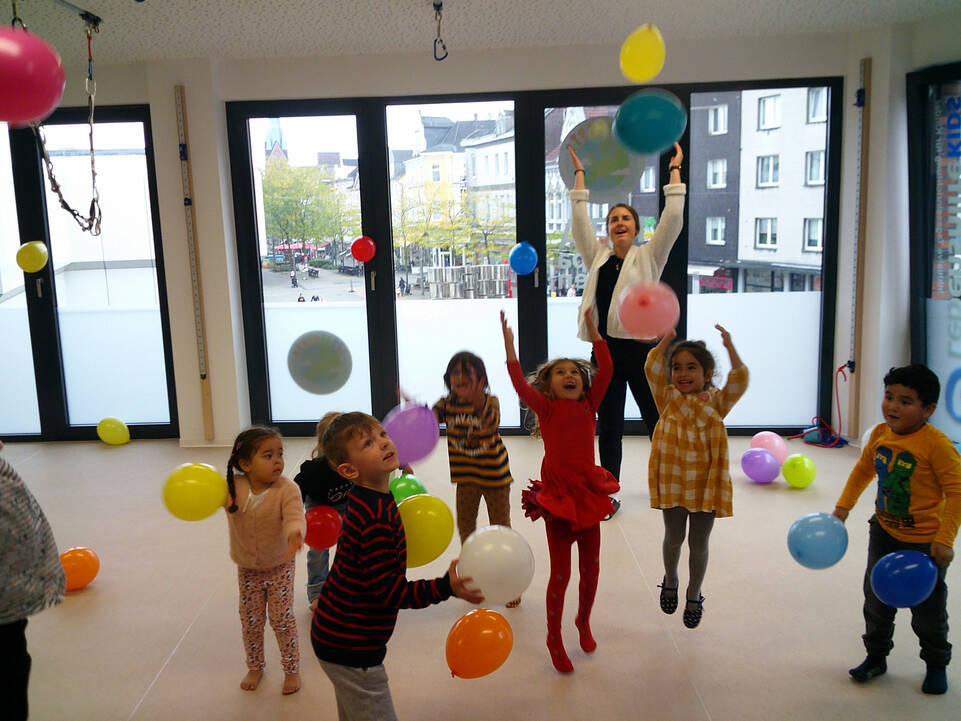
[311,412,483,720]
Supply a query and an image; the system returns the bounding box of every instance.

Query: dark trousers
[593,338,659,482]
[0,618,30,721]
[862,516,951,666]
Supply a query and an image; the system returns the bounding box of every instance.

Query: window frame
[754,217,778,249]
[756,154,780,187]
[805,149,825,186]
[807,87,828,123]
[757,94,781,130]
[803,217,823,252]
[706,157,727,189]
[705,216,726,245]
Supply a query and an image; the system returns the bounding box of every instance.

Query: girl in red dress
[500,310,619,673]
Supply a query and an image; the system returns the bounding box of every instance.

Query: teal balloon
[389,473,427,504]
[787,512,848,569]
[613,88,687,156]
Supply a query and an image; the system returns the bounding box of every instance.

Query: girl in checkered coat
[644,325,748,629]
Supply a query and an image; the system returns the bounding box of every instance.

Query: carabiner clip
[434,36,448,61]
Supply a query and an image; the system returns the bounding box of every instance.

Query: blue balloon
[509,242,538,275]
[612,88,687,156]
[787,512,848,569]
[870,550,938,608]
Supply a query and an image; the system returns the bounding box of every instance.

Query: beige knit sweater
[225,475,306,569]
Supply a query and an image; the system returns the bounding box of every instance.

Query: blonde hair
[311,412,342,459]
[524,357,595,437]
[321,412,380,466]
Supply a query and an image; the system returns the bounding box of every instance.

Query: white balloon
[459,525,535,606]
[860,422,882,453]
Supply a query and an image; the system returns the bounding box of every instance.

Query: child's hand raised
[448,559,484,604]
[500,310,517,362]
[583,308,602,342]
[654,327,676,352]
[715,324,733,349]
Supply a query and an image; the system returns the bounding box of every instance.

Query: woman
[568,142,685,517]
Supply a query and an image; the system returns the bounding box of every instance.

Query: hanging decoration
[432,1,448,61]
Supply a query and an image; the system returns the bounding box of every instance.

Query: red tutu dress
[508,340,620,531]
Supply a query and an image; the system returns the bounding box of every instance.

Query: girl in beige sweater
[225,426,306,695]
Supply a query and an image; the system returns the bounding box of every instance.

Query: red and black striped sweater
[310,484,453,668]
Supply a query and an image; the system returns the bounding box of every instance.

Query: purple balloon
[741,448,779,484]
[382,404,439,466]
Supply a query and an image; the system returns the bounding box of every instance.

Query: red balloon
[351,236,376,263]
[617,281,679,339]
[0,28,66,127]
[305,506,343,549]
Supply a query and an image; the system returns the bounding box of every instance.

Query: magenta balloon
[750,431,789,464]
[617,281,679,339]
[740,448,779,484]
[0,28,66,127]
[382,404,439,466]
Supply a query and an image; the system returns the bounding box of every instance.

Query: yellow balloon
[96,417,130,445]
[782,453,817,489]
[619,24,666,83]
[397,494,453,568]
[16,241,49,273]
[163,463,227,521]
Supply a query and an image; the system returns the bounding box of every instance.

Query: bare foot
[506,597,521,608]
[282,672,301,695]
[240,669,263,691]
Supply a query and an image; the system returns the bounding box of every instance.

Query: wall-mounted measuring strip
[848,58,872,439]
[175,85,215,441]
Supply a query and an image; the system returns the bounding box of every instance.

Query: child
[0,452,65,721]
[293,412,352,611]
[832,364,961,694]
[645,325,747,629]
[311,412,483,720]
[431,352,518,605]
[501,310,620,673]
[224,426,306,695]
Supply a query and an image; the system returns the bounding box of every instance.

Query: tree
[261,157,338,267]
[464,189,515,265]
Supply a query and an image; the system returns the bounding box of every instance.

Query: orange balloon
[60,547,100,591]
[445,609,513,679]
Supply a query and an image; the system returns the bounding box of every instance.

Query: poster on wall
[927,80,961,445]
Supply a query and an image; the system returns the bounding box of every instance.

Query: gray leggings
[661,507,715,600]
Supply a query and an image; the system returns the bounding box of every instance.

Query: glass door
[386,101,520,425]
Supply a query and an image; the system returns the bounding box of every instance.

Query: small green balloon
[783,453,816,489]
[389,473,427,504]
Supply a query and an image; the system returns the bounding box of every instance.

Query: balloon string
[10,0,25,28]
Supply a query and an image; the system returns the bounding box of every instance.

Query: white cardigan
[572,184,686,341]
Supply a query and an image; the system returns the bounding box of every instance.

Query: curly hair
[523,357,596,437]
[226,426,282,513]
[666,340,716,390]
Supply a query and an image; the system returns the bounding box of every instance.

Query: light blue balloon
[613,88,687,156]
[787,512,848,569]
[870,550,937,608]
[509,241,538,275]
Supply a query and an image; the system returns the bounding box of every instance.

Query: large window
[0,123,41,434]
[387,100,519,426]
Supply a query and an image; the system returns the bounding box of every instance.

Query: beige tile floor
[4,433,960,721]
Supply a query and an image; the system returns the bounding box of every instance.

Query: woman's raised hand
[567,146,586,190]
[670,142,683,168]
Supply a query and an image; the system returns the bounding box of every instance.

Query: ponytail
[226,427,280,513]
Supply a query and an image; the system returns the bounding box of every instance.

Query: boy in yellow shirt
[833,365,961,694]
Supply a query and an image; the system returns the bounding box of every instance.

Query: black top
[293,456,352,506]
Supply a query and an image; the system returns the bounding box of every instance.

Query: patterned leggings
[238,559,299,673]
[455,483,511,543]
[544,517,601,637]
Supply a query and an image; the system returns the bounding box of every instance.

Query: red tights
[544,516,601,673]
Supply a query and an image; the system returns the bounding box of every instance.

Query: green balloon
[389,473,427,504]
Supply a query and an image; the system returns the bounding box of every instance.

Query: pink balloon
[750,431,789,464]
[0,28,65,127]
[617,281,679,339]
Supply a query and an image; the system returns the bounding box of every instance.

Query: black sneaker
[603,497,621,520]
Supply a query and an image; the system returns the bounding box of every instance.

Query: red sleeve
[587,340,612,410]
[507,360,551,418]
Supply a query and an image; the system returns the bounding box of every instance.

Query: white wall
[48,24,960,445]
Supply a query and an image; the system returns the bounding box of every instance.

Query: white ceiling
[14,0,961,66]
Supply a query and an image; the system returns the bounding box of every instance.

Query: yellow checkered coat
[644,348,749,517]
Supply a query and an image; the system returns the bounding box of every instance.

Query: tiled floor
[5,433,959,721]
